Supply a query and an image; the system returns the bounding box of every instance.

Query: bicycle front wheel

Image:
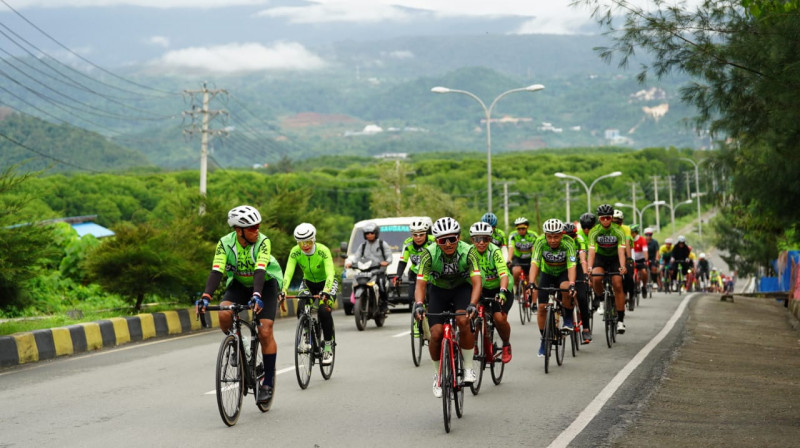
[319,323,335,380]
[294,314,313,390]
[489,321,505,385]
[470,318,484,395]
[517,280,526,326]
[411,314,423,367]
[604,294,614,349]
[441,343,452,433]
[555,319,565,366]
[216,334,243,426]
[544,306,554,374]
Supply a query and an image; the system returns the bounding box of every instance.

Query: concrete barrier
[0,298,317,368]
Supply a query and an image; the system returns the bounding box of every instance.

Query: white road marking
[547,293,693,448]
[392,331,410,338]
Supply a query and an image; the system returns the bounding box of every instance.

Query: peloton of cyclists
[644,228,662,292]
[630,225,649,297]
[481,212,509,261]
[563,221,592,343]
[670,235,696,291]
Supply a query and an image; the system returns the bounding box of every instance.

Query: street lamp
[679,157,703,238]
[660,199,694,235]
[639,200,666,228]
[432,84,545,212]
[554,171,622,213]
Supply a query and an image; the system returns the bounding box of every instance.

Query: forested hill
[0,109,151,173]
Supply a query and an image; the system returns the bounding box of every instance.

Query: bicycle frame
[426,310,468,433]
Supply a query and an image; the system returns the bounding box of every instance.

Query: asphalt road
[0,292,692,447]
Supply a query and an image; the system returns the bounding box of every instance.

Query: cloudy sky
[1,1,694,73]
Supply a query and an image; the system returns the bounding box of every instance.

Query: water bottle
[242,335,251,362]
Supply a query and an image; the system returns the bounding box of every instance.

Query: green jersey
[531,235,577,276]
[418,240,481,290]
[588,224,627,258]
[574,232,589,254]
[508,231,538,259]
[282,243,336,294]
[401,235,435,274]
[474,243,509,290]
[211,232,283,289]
[490,228,507,248]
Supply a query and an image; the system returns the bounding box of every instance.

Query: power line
[0,130,100,172]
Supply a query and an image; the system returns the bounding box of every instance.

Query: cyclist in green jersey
[564,221,592,343]
[280,223,338,365]
[469,221,513,363]
[481,212,508,261]
[587,204,628,334]
[393,218,435,298]
[528,218,577,356]
[413,217,482,398]
[196,205,284,405]
[507,217,538,302]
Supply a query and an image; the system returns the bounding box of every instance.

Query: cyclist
[710,267,723,292]
[481,212,508,261]
[613,209,635,306]
[345,221,392,313]
[196,205,284,405]
[469,221,513,363]
[587,204,628,334]
[658,238,675,291]
[507,217,537,305]
[413,217,482,398]
[630,225,649,297]
[670,235,695,290]
[528,218,577,356]
[394,218,435,298]
[280,223,337,365]
[564,222,592,343]
[644,228,661,292]
[696,253,710,292]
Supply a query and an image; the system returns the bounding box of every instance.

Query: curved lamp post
[432,84,545,212]
[554,171,622,213]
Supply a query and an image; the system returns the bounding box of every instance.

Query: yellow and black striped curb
[0,300,315,368]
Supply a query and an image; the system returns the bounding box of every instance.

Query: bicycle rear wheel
[216,334,243,426]
[294,314,313,390]
[441,343,452,433]
[454,345,465,418]
[489,321,504,385]
[411,315,423,367]
[517,279,526,326]
[469,318,484,395]
[250,337,272,413]
[604,293,614,349]
[319,323,335,380]
[555,313,565,366]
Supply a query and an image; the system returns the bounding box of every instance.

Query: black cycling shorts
[535,271,570,304]
[427,283,472,326]
[223,278,279,321]
[593,253,621,273]
[481,287,514,314]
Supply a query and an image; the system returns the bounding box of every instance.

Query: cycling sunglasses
[243,224,260,231]
[471,236,491,243]
[598,215,612,221]
[515,226,528,231]
[412,232,427,237]
[436,235,459,245]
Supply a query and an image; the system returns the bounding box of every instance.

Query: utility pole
[500,181,517,234]
[565,180,571,223]
[684,171,692,201]
[653,175,661,232]
[183,83,228,199]
[668,175,675,235]
[629,182,639,226]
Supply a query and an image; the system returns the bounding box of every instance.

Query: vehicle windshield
[349,224,410,255]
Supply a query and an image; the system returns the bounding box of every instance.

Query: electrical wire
[0,130,100,172]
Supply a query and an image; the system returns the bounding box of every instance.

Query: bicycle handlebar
[591,271,621,277]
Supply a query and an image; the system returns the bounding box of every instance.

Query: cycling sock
[263,353,276,386]
[618,311,625,322]
[461,348,472,367]
[432,360,440,374]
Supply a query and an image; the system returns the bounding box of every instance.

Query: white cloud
[18,1,272,8]
[256,2,414,24]
[152,42,327,73]
[146,36,170,47]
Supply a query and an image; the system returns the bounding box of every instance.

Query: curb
[0,300,311,368]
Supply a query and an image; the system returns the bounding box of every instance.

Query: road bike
[592,271,621,349]
[426,310,468,433]
[290,292,336,390]
[533,285,571,374]
[201,303,270,426]
[469,295,505,395]
[515,276,532,325]
[410,305,429,367]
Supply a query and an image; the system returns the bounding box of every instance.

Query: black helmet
[596,204,614,216]
[563,222,576,237]
[579,212,597,230]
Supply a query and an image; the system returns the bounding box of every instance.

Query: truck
[338,217,430,315]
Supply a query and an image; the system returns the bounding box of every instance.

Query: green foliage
[60,234,101,283]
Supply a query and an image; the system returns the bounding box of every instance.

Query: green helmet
[630,224,640,233]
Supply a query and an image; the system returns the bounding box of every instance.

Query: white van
[339,217,430,314]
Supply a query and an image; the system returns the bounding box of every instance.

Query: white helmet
[469,221,493,237]
[542,218,563,234]
[665,238,674,244]
[613,209,624,219]
[227,205,261,228]
[432,217,460,237]
[677,235,686,243]
[421,217,433,230]
[409,218,428,233]
[644,227,654,235]
[513,217,529,226]
[699,252,706,258]
[293,223,316,242]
